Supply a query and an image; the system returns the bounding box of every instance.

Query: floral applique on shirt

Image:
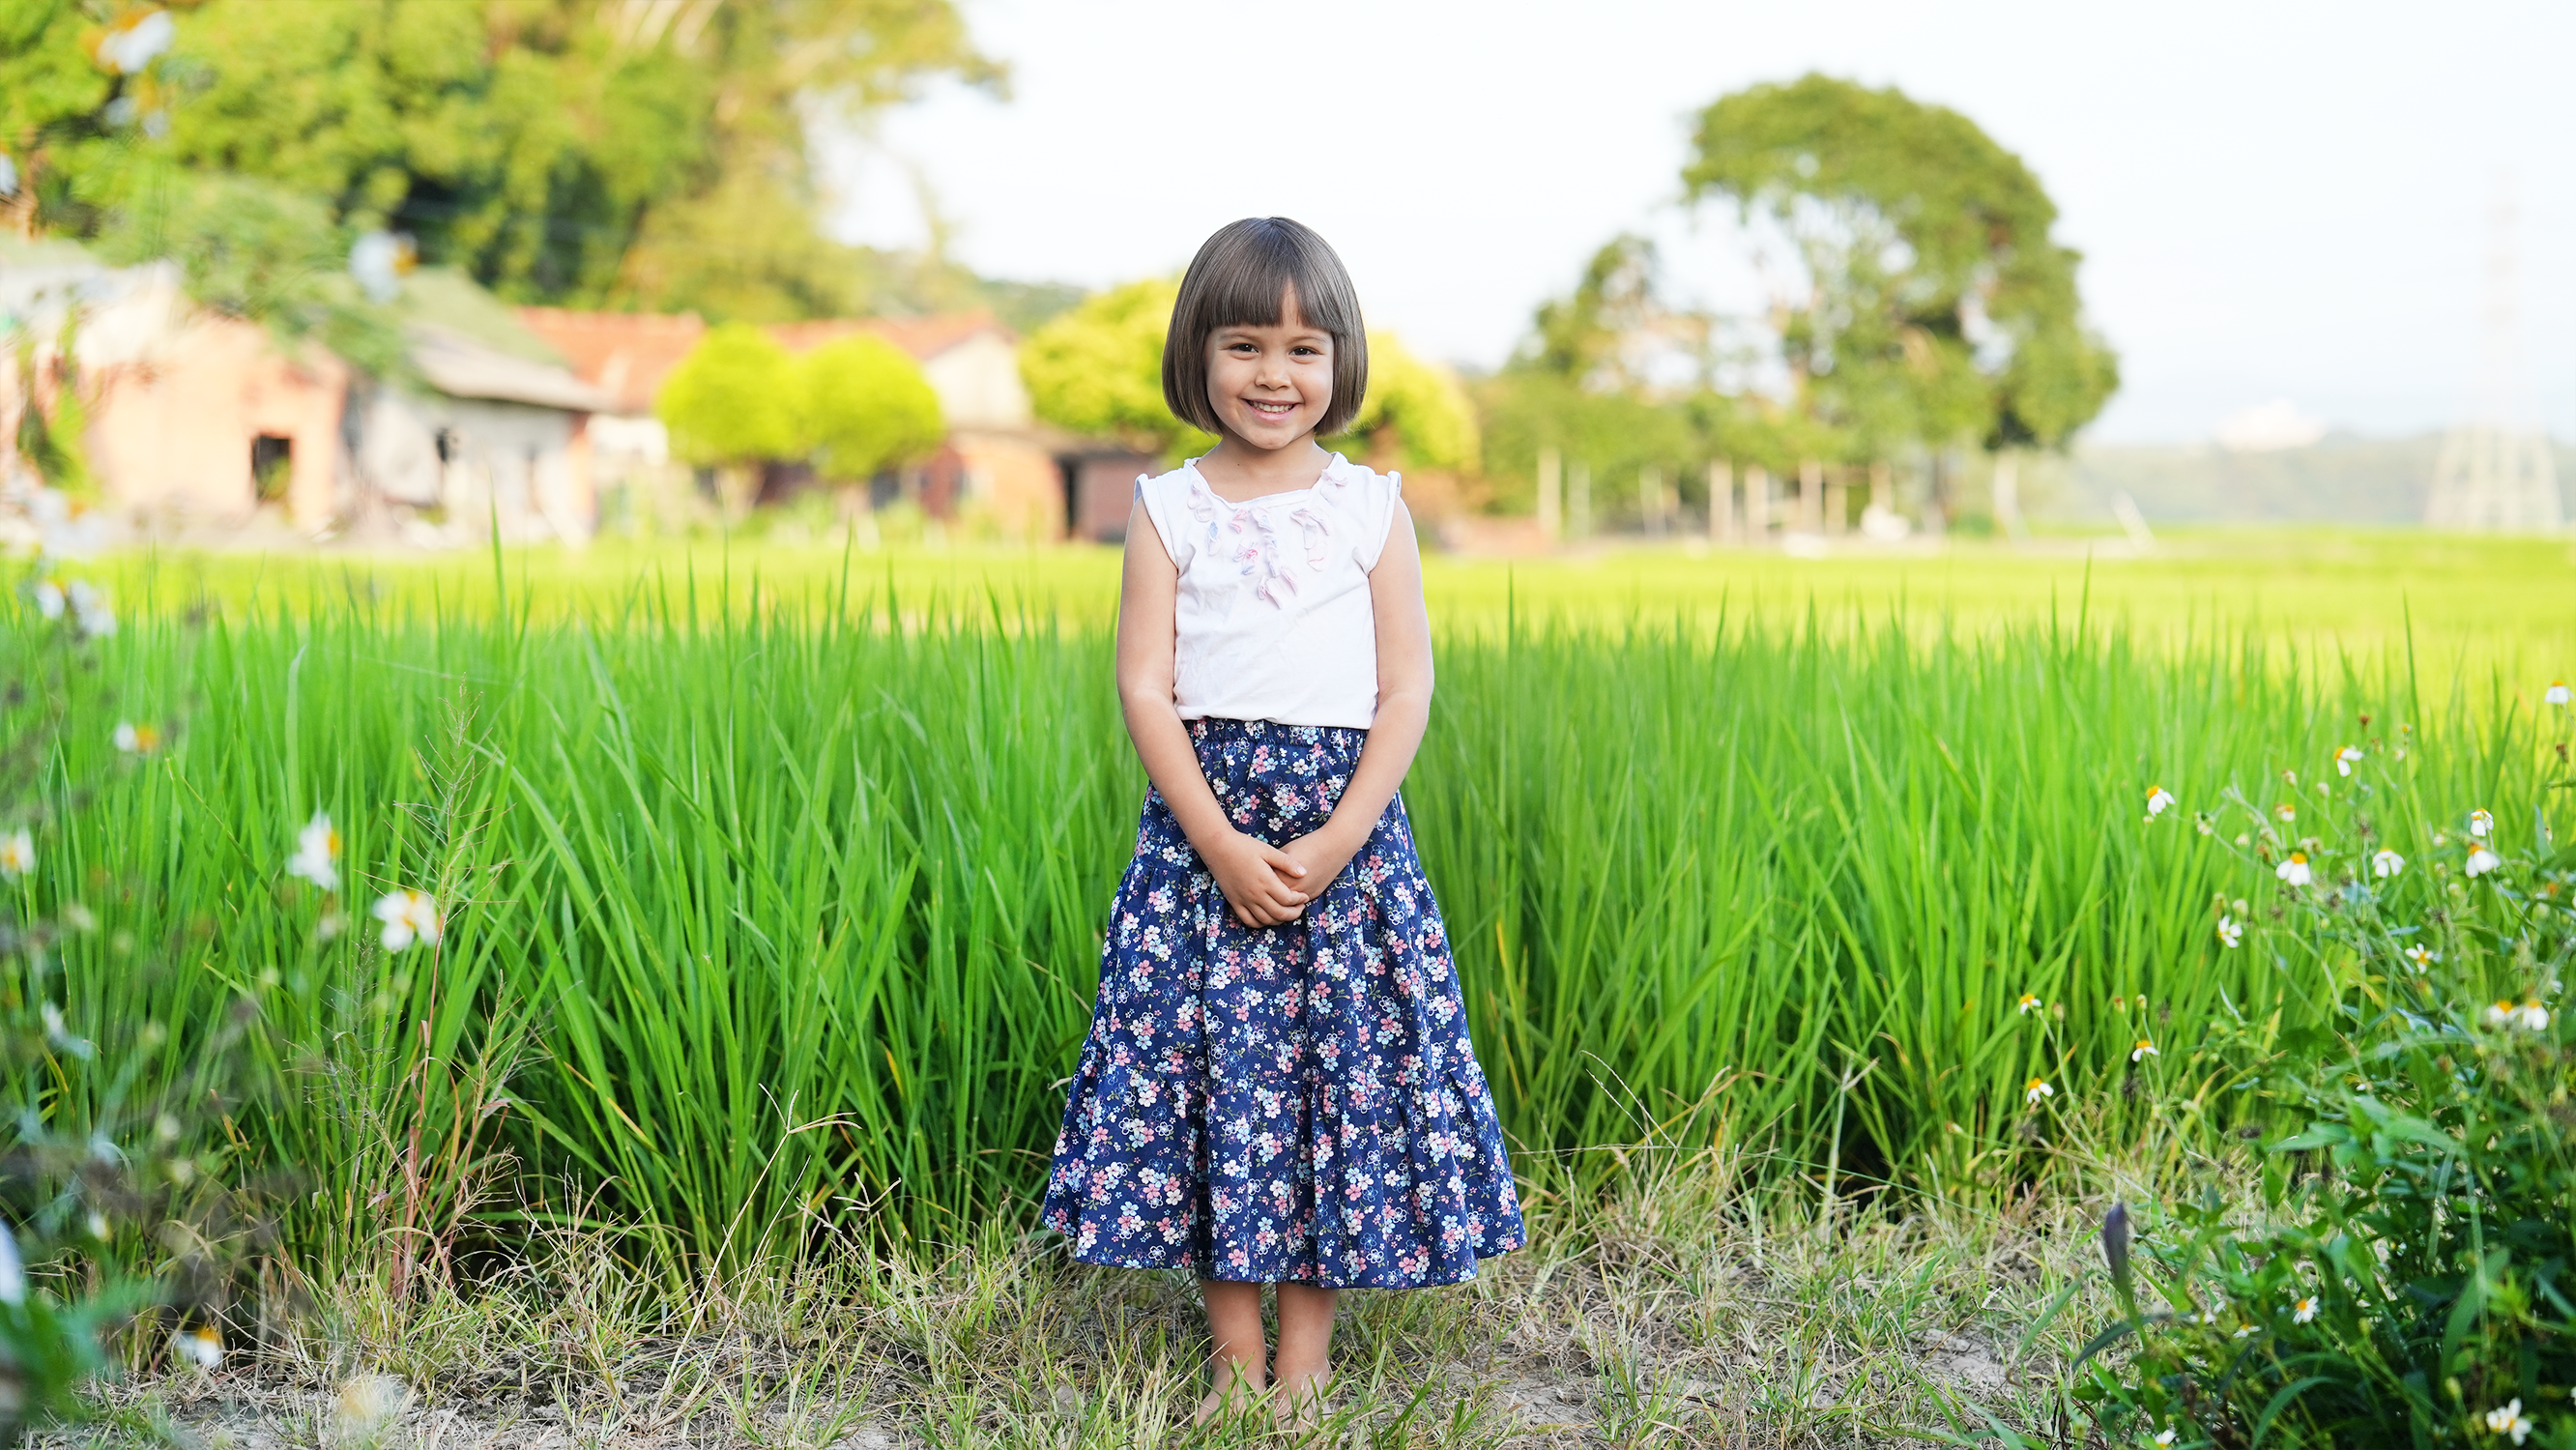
[1183,469,1350,610]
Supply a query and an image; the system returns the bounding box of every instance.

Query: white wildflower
[40,1002,93,1059]
[287,811,341,891]
[2402,944,2438,972]
[2024,1077,2053,1107]
[2292,1295,2317,1323]
[2131,1038,2157,1062]
[2469,809,2494,839]
[2145,785,2177,819]
[0,828,31,880]
[2484,1400,2532,1445]
[172,1325,223,1371]
[2334,744,2362,777]
[2371,848,2404,878]
[2216,914,2243,948]
[2513,1000,2550,1031]
[2017,993,2042,1016]
[2548,681,2571,707]
[371,889,441,952]
[2275,852,2313,886]
[2466,843,2502,878]
[67,580,114,638]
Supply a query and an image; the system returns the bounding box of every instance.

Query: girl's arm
[1115,499,1315,929]
[1280,497,1432,888]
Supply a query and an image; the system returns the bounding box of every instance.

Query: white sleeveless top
[1135,453,1403,731]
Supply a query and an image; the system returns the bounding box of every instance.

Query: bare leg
[1196,1279,1267,1426]
[1270,1282,1338,1430]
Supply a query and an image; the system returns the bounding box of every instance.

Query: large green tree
[1681,73,2118,464]
[1,0,997,318]
[793,334,943,484]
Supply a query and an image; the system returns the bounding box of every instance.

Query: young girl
[1042,217,1525,1428]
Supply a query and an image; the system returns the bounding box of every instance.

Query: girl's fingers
[1262,844,1308,880]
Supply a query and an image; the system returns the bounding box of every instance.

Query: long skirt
[1042,717,1525,1289]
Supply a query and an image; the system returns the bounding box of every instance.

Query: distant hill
[2039,433,2575,527]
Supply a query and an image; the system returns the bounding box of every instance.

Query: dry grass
[50,1153,2134,1450]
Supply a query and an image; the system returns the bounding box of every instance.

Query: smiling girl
[1041,218,1525,1429]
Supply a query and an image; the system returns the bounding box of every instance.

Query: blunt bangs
[1163,218,1369,439]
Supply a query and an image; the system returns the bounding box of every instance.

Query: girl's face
[1203,290,1334,451]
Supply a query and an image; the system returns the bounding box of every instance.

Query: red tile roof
[515,308,705,415]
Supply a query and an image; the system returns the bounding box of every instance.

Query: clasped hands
[1200,824,1360,930]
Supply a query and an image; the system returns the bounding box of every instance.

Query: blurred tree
[1525,234,1715,394]
[793,334,943,485]
[1020,277,1208,453]
[96,171,409,376]
[0,0,999,317]
[1332,332,1479,476]
[1681,73,2118,480]
[656,323,796,510]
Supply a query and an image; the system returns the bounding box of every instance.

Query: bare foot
[1269,1368,1331,1435]
[1194,1358,1265,1428]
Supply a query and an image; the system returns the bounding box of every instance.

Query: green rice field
[23,530,2576,1273]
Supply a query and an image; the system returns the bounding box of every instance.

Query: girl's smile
[1204,292,1335,459]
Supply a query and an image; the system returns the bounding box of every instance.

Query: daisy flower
[2131,1038,2157,1062]
[112,721,161,753]
[2469,809,2494,839]
[2145,785,2177,819]
[2371,848,2404,878]
[2466,843,2502,878]
[2402,944,2438,972]
[172,1325,222,1370]
[2275,852,2312,886]
[67,580,114,638]
[286,811,340,891]
[0,828,31,880]
[2024,1077,2054,1107]
[2548,681,2571,706]
[2514,1000,2550,1031]
[2484,1401,2532,1446]
[2216,914,2243,948]
[371,889,442,953]
[2292,1295,2317,1323]
[2274,802,2297,823]
[2334,745,2362,776]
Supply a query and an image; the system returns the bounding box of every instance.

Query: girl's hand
[1201,829,1312,928]
[1278,827,1362,901]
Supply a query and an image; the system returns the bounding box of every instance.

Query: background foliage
[0,0,1007,323]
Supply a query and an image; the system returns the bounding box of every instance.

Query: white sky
[815,0,2576,445]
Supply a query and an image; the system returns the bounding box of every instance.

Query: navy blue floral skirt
[1043,718,1525,1289]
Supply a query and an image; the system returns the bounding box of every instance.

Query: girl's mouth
[1246,400,1298,417]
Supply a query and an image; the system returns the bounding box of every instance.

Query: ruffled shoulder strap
[1133,462,1197,567]
[1313,453,1403,569]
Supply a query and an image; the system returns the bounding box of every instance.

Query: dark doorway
[251,434,293,502]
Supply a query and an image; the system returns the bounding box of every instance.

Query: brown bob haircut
[1163,217,1368,439]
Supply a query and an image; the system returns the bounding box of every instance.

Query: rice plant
[14,562,2564,1278]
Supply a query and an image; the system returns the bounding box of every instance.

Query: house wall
[82,313,349,531]
[1069,452,1160,543]
[922,332,1033,431]
[954,429,1066,541]
[358,391,592,543]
